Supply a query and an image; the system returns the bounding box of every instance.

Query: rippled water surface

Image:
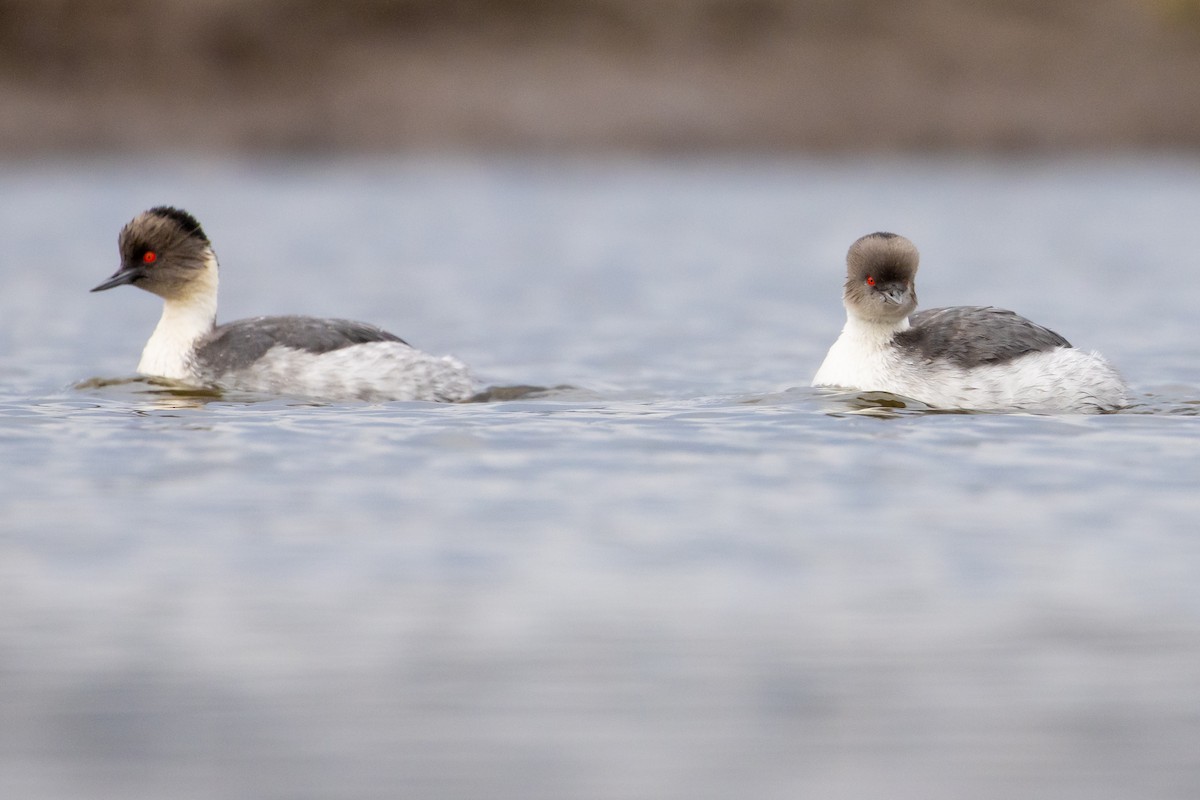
[3,156,1200,799]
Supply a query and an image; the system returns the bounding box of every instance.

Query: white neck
[137,254,219,380]
[811,310,910,388]
[844,310,911,339]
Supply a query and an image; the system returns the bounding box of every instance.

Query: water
[2,155,1200,800]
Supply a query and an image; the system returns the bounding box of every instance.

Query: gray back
[196,315,409,374]
[895,306,1071,368]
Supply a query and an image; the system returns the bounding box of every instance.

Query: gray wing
[895,306,1071,368]
[195,315,410,374]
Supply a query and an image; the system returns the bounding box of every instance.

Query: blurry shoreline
[3,0,1200,155]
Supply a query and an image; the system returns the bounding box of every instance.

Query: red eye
[143,251,157,264]
[866,276,875,286]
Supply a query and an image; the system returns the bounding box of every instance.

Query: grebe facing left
[92,206,476,402]
[812,232,1128,413]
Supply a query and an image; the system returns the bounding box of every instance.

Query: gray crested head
[91,206,214,299]
[843,231,919,324]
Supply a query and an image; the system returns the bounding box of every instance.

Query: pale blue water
[2,156,1200,800]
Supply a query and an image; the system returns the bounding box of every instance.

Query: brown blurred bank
[2,0,1200,154]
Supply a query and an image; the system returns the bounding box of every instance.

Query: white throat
[137,253,219,380]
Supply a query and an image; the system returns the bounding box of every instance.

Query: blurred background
[6,4,1200,800]
[3,0,1200,155]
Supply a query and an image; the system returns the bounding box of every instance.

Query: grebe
[91,206,476,402]
[812,232,1128,413]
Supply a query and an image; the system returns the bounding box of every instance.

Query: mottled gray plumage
[195,315,410,374]
[896,306,1072,369]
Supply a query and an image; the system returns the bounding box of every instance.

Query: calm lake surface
[2,155,1199,799]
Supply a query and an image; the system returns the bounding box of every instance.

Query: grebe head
[843,231,919,324]
[92,206,214,301]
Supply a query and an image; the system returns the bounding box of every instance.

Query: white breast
[137,299,218,380]
[136,254,219,381]
[812,315,910,391]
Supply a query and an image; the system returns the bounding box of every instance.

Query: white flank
[212,341,476,402]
